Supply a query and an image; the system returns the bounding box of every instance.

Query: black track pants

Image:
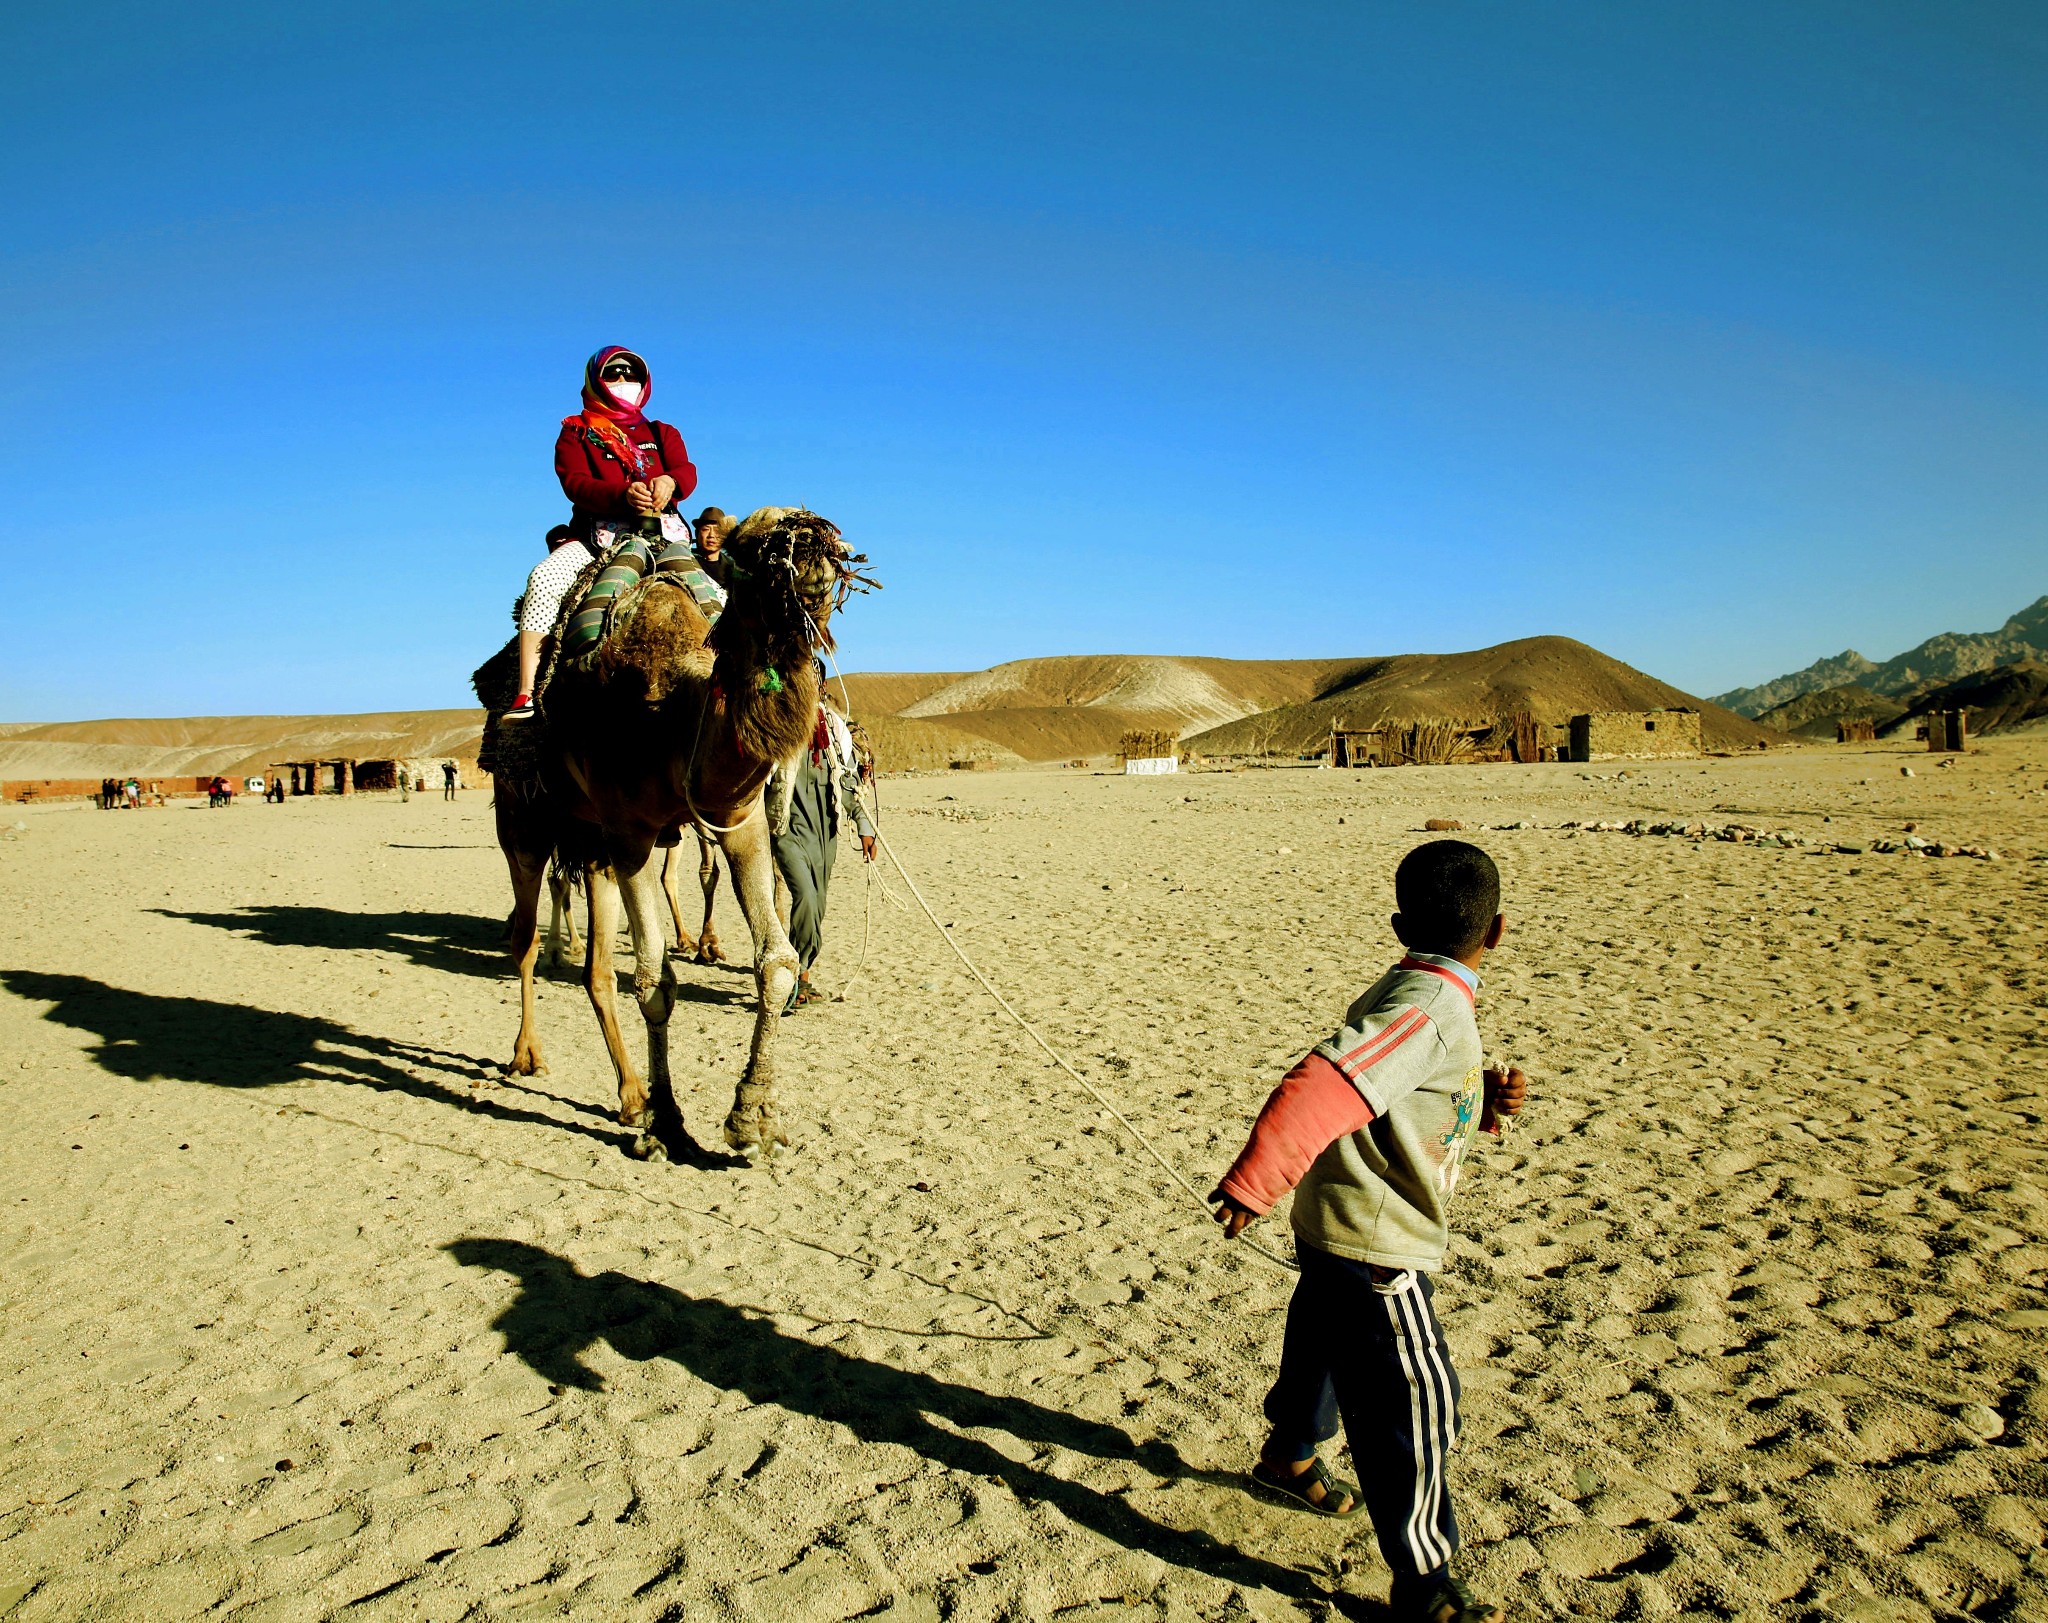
[1262,1242,1462,1587]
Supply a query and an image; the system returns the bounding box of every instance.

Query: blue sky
[2,2,2043,717]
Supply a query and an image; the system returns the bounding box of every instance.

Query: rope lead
[871,827,1298,1275]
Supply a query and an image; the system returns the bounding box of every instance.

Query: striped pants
[1263,1243,1462,1589]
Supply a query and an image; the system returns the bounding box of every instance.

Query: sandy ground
[1,739,2045,1622]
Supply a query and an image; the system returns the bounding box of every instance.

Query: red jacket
[554,420,698,532]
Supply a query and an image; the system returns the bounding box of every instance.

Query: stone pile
[1541,819,1999,859]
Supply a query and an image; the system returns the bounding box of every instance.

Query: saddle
[473,523,727,792]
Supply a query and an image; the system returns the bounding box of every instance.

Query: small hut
[272,759,358,795]
[1119,729,1179,775]
[1925,710,1969,753]
[1328,726,1391,768]
[1836,718,1877,744]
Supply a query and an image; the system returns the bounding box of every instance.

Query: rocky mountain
[1752,684,1908,740]
[1883,660,2048,738]
[1714,594,2048,717]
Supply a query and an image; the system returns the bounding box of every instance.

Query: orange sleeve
[1217,1052,1374,1216]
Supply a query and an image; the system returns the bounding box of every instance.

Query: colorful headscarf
[563,346,654,477]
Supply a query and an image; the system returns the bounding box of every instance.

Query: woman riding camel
[502,346,699,721]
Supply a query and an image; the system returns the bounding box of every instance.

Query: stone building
[1567,709,1702,762]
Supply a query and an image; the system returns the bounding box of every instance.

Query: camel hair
[493,506,872,1161]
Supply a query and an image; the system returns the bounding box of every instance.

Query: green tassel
[759,666,783,694]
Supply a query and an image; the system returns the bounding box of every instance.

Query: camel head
[717,507,878,670]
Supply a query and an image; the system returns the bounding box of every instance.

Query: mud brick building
[1568,708,1702,762]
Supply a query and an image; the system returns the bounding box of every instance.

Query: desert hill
[842,641,1776,765]
[0,711,486,785]
[1182,637,1776,756]
[4,637,1782,786]
[1753,683,1909,740]
[1714,592,2048,716]
[837,655,1370,768]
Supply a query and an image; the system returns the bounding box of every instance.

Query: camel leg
[618,856,692,1162]
[498,818,548,1078]
[694,834,724,963]
[719,812,799,1156]
[661,845,698,958]
[583,865,650,1137]
[545,862,583,975]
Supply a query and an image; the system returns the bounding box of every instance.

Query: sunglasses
[599,365,642,381]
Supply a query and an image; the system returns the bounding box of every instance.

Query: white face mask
[603,379,645,408]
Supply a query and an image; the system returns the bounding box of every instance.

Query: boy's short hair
[544,523,574,549]
[1395,840,1500,956]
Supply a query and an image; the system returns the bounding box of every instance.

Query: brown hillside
[898,655,1364,732]
[1184,637,1779,755]
[0,710,486,783]
[833,672,969,717]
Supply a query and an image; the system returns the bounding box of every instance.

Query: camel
[485,507,871,1161]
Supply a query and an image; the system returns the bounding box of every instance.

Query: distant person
[768,683,876,1012]
[397,766,411,803]
[267,776,286,804]
[693,506,732,589]
[1208,841,1528,1623]
[501,347,698,722]
[442,761,458,800]
[123,778,140,810]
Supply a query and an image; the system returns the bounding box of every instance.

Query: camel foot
[697,938,724,965]
[627,1131,669,1162]
[505,1044,546,1077]
[722,1102,792,1157]
[667,939,697,960]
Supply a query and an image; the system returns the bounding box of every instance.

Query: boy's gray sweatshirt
[1292,958,1485,1271]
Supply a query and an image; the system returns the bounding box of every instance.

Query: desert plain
[1,736,2045,1622]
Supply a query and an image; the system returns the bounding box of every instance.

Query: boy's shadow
[448,1239,1385,1616]
[1,970,628,1150]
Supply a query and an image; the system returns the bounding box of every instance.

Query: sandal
[1249,1455,1360,1518]
[1392,1574,1503,1623]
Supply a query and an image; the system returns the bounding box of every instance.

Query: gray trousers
[772,760,837,973]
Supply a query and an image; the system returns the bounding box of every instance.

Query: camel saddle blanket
[561,533,727,661]
[474,533,726,793]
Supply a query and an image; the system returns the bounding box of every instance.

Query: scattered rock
[274,1459,293,1472]
[1900,766,1915,777]
[410,1441,433,1455]
[1423,819,1463,832]
[1957,1403,2004,1440]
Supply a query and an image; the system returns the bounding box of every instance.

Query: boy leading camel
[1211,839,1527,1623]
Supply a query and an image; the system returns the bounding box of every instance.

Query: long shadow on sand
[2,970,632,1153]
[449,1238,1382,1616]
[149,905,507,980]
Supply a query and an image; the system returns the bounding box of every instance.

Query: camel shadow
[447,1239,1381,1615]
[149,905,508,980]
[1,970,631,1153]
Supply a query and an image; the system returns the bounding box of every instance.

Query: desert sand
[1,736,2045,1621]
